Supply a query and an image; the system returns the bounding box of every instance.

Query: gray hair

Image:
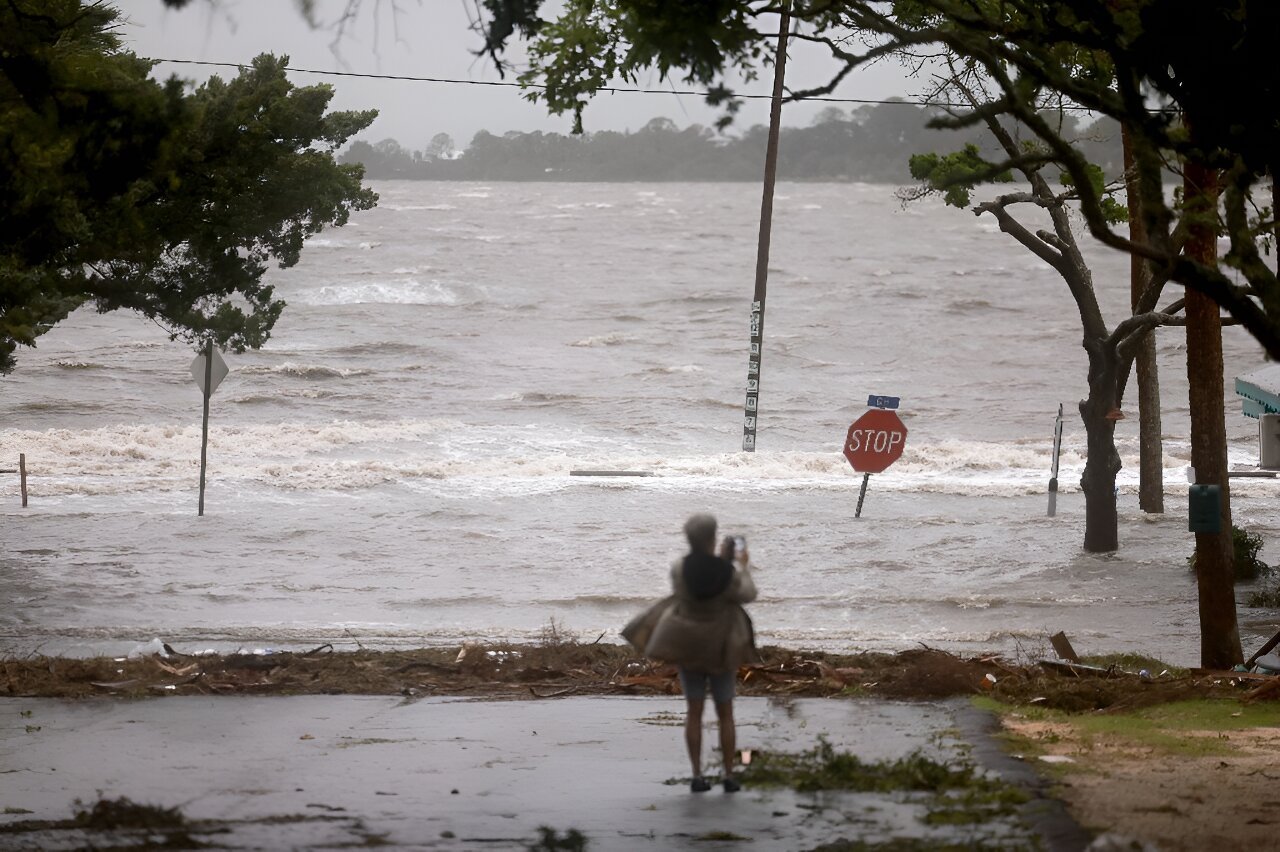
[683,513,718,551]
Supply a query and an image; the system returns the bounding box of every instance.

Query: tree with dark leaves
[0,0,377,374]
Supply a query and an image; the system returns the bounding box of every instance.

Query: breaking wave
[298,280,462,306]
[0,418,1232,500]
[236,363,371,380]
[569,333,636,347]
[644,365,704,374]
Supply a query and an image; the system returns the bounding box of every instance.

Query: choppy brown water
[1,181,1275,660]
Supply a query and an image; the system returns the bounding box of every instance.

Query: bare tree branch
[973,195,1065,272]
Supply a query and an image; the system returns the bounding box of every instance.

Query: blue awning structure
[1235,364,1280,419]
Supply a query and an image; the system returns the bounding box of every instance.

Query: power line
[146,57,973,108]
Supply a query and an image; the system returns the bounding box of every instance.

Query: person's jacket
[622,556,759,674]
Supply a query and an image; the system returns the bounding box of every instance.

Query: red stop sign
[843,409,908,473]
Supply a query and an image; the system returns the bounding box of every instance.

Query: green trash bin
[1188,484,1221,534]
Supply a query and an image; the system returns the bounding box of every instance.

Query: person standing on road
[623,513,759,793]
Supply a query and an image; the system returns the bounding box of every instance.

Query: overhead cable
[145,57,985,108]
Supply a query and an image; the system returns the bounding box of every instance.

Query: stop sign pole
[190,340,229,516]
[843,396,908,517]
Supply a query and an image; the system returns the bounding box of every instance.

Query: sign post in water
[1047,403,1064,517]
[190,341,228,516]
[843,396,908,517]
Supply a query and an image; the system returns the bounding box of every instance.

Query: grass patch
[924,785,1030,825]
[733,738,992,794]
[528,826,587,851]
[715,736,1029,832]
[0,797,390,848]
[1129,699,1280,731]
[1070,714,1233,757]
[73,796,187,830]
[694,830,751,842]
[979,697,1280,762]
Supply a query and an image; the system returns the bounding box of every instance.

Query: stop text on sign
[847,428,904,455]
[843,408,908,474]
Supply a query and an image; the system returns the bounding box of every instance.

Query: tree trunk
[1080,341,1121,552]
[1184,159,1242,669]
[1122,124,1164,513]
[1134,335,1163,512]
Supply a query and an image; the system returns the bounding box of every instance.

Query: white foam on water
[299,280,461,306]
[0,418,469,494]
[381,203,457,211]
[646,365,704,374]
[1,416,1249,499]
[569,333,636,347]
[236,362,371,379]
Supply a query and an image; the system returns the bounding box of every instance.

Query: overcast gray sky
[116,0,922,150]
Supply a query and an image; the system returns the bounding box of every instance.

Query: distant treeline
[340,103,1124,183]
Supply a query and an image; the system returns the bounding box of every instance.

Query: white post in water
[199,342,212,516]
[190,341,229,516]
[1047,403,1064,517]
[741,3,790,452]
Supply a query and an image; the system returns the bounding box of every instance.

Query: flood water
[2,180,1276,662]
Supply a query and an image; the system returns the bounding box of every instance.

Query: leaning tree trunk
[1079,339,1122,553]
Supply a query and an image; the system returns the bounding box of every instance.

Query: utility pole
[741,3,790,452]
[1184,157,1242,669]
[1122,125,1164,513]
